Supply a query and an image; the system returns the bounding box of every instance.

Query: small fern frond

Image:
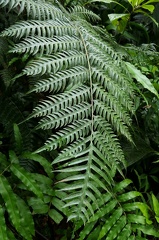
[69,6,101,22]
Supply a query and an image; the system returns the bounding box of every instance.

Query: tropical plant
[0,0,159,239]
[87,0,159,44]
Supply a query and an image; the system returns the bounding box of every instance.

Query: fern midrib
[71,20,95,219]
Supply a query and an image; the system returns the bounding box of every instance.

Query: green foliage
[0,0,159,239]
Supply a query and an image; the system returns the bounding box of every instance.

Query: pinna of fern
[0,0,159,239]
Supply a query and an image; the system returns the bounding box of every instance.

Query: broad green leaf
[21,152,53,178]
[89,200,118,222]
[27,197,49,214]
[127,214,145,224]
[0,176,20,231]
[117,191,142,202]
[132,224,159,237]
[107,215,126,240]
[128,0,145,7]
[125,62,159,98]
[137,203,152,224]
[98,208,123,239]
[11,163,43,199]
[147,0,159,3]
[79,221,97,240]
[141,4,154,13]
[113,179,132,193]
[123,202,142,211]
[152,193,159,217]
[0,206,8,240]
[49,209,63,224]
[108,13,130,22]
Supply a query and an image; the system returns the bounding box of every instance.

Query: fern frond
[29,66,89,93]
[94,100,132,141]
[36,102,91,130]
[69,6,101,22]
[0,0,62,20]
[37,119,91,152]
[31,85,90,117]
[11,35,82,55]
[23,50,87,76]
[0,20,75,39]
[78,179,159,239]
[1,0,158,238]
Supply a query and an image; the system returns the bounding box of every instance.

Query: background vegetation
[0,0,159,239]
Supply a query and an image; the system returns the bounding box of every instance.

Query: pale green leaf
[113,179,132,193]
[108,13,130,22]
[117,191,142,202]
[141,4,154,13]
[137,203,152,224]
[125,62,159,98]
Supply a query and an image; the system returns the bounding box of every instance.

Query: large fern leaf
[0,0,159,238]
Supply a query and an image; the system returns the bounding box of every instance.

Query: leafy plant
[0,0,159,239]
[87,0,159,44]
